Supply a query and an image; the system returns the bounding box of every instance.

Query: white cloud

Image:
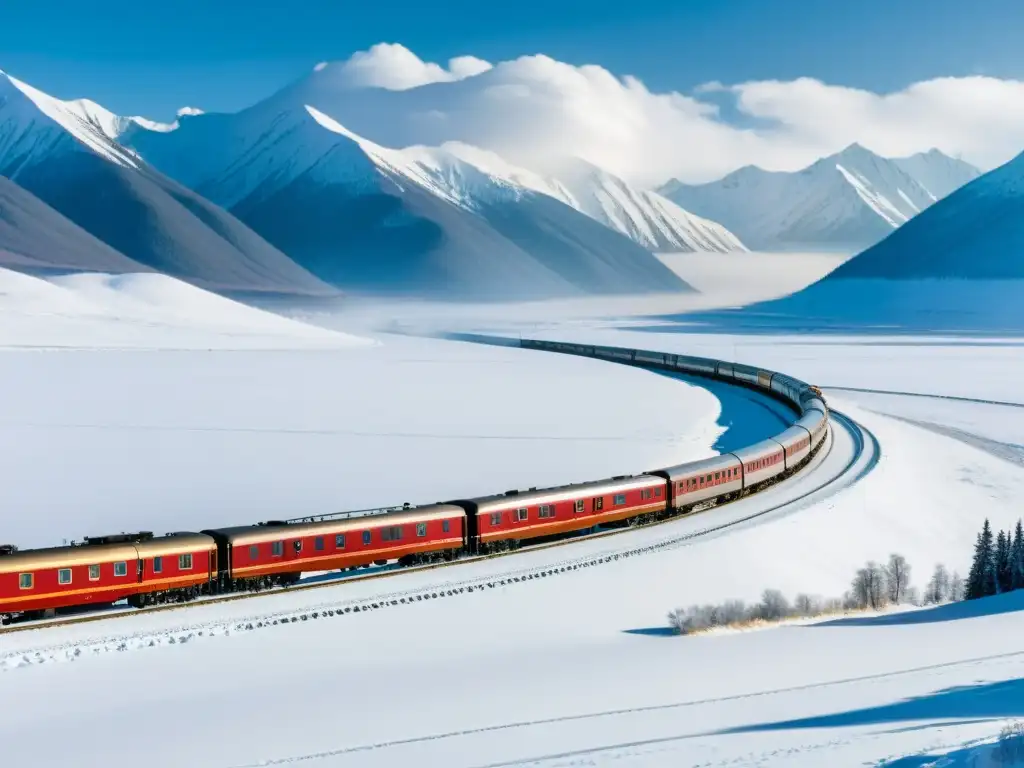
[302,45,1024,186]
[331,43,492,91]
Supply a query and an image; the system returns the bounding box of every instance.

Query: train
[0,341,829,626]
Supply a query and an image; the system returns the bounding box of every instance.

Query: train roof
[0,532,216,574]
[134,533,216,558]
[0,541,139,574]
[455,474,662,514]
[204,504,466,546]
[730,437,785,462]
[650,452,741,482]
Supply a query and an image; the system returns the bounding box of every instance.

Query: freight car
[0,341,830,626]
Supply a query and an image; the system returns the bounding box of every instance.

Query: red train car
[455,474,667,553]
[0,532,217,621]
[203,504,467,590]
[130,534,218,607]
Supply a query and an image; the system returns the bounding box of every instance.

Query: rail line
[0,346,876,648]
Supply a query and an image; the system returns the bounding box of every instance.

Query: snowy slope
[660,144,980,251]
[0,266,366,351]
[551,158,746,252]
[891,148,981,201]
[0,71,335,296]
[825,149,1024,280]
[0,175,150,273]
[129,104,690,299]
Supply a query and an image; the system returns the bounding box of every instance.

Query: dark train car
[454,474,667,554]
[203,504,467,589]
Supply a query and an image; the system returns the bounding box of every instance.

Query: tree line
[966,518,1024,600]
[668,553,963,634]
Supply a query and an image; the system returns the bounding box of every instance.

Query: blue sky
[3,0,1024,120]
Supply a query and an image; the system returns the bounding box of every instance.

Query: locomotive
[1,340,829,626]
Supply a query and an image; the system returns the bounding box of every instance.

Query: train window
[153,556,163,574]
[362,531,371,545]
[382,526,403,542]
[706,475,712,483]
[574,500,585,513]
[655,488,662,497]
[417,523,427,537]
[272,541,284,557]
[114,561,128,577]
[88,564,100,581]
[490,512,501,526]
[335,534,346,549]
[18,573,32,589]
[58,568,72,585]
[442,520,450,533]
[715,473,720,480]
[250,545,259,560]
[594,497,604,511]
[293,540,302,553]
[179,554,193,570]
[539,505,552,518]
[315,536,324,551]
[614,494,626,505]
[517,508,528,521]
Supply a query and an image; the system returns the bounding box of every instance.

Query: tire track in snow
[227,647,1024,767]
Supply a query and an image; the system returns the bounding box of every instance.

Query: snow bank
[0,268,369,349]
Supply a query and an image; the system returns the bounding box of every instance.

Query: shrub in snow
[667,554,926,636]
[995,721,1024,764]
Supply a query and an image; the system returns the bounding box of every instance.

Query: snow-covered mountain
[659,144,981,252]
[0,175,150,274]
[124,101,693,298]
[826,149,1024,280]
[550,159,745,253]
[0,70,333,296]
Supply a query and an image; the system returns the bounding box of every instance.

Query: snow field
[0,329,723,547]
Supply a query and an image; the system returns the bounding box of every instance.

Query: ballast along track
[0,340,843,637]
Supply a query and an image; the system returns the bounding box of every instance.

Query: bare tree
[885,553,912,604]
[851,561,889,609]
[793,593,822,616]
[950,571,966,602]
[756,589,790,620]
[925,563,951,604]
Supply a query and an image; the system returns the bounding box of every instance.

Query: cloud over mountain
[299,45,1024,188]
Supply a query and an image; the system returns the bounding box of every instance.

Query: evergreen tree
[995,530,1011,594]
[1012,519,1024,592]
[967,519,995,599]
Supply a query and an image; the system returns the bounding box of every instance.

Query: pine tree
[967,519,995,599]
[1012,519,1024,592]
[996,530,1012,594]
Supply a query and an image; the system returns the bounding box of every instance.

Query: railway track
[0,351,876,653]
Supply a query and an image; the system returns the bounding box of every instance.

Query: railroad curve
[0,342,878,662]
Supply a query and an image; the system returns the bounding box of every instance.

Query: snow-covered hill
[0,70,334,296]
[660,144,980,251]
[126,102,692,298]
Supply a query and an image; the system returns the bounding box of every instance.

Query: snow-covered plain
[3,255,1024,767]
